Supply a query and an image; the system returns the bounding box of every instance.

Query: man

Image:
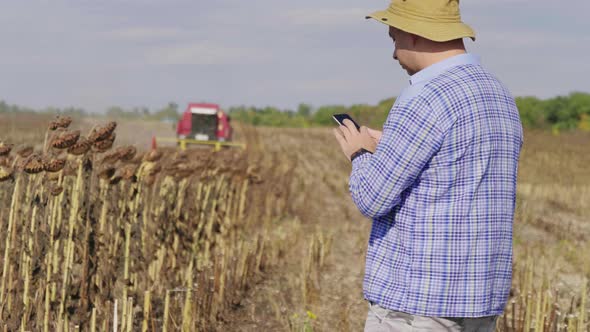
[333,0,523,331]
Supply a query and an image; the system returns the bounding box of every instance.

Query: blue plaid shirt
[350,54,523,317]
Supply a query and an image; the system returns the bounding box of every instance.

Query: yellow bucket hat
[366,0,475,42]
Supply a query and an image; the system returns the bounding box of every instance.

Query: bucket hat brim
[366,9,475,42]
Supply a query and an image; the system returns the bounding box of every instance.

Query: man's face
[388,27,417,75]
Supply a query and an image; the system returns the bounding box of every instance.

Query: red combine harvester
[177,103,232,142]
[155,103,245,151]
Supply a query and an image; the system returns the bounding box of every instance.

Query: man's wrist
[350,148,371,162]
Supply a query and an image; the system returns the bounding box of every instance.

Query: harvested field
[0,114,589,331]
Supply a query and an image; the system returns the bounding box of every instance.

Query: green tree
[515,96,544,128]
[297,103,312,118]
[154,102,179,121]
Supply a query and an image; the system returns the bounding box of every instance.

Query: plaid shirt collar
[409,53,481,86]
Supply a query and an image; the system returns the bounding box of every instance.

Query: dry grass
[497,130,590,331]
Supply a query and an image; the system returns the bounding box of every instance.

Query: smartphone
[332,113,360,130]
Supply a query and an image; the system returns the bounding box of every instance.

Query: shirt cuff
[351,151,371,169]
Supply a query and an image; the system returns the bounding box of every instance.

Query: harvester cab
[155,103,244,151]
[176,103,232,142]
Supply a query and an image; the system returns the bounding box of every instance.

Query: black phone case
[333,114,360,130]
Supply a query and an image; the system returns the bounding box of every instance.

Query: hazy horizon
[1,0,588,113]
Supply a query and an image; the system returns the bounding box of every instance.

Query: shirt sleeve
[349,96,446,219]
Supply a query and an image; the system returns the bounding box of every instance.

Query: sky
[0,0,589,113]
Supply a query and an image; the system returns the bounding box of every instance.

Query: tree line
[2,93,589,131]
[0,100,87,117]
[0,101,180,122]
[229,93,590,131]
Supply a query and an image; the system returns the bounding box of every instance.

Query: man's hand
[333,119,378,161]
[367,128,383,144]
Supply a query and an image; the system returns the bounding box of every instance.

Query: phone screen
[332,113,360,130]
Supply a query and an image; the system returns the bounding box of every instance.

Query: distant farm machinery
[154,103,246,152]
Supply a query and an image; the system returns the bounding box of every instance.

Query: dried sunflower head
[16,146,34,158]
[93,133,116,152]
[103,146,137,163]
[43,158,66,173]
[67,137,92,156]
[0,157,10,167]
[144,149,163,162]
[0,166,13,182]
[51,130,80,149]
[23,154,44,174]
[118,146,137,162]
[58,116,72,128]
[49,184,64,196]
[0,142,13,156]
[121,164,138,180]
[137,161,161,178]
[101,149,120,164]
[130,151,145,164]
[88,121,117,143]
[48,116,72,130]
[97,165,116,180]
